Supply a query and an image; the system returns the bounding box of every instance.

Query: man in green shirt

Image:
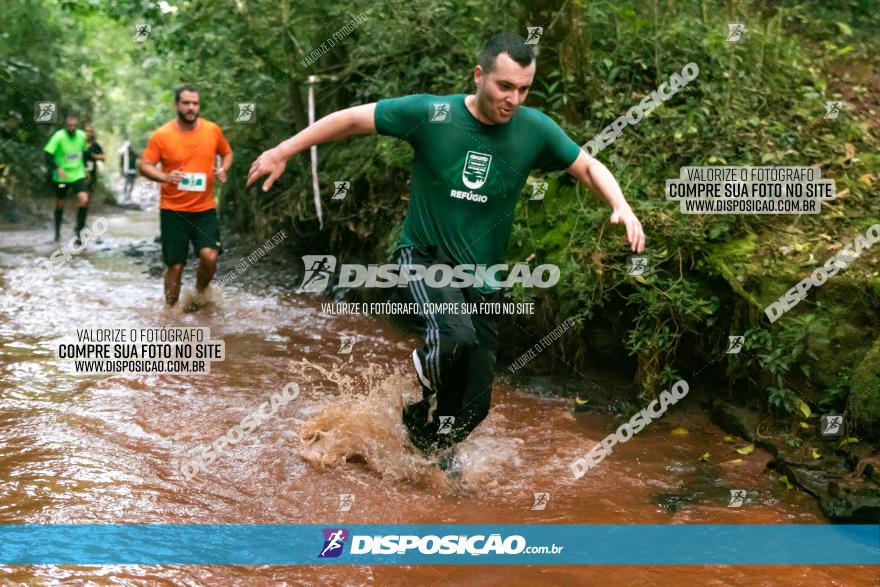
[43,115,90,243]
[247,33,646,466]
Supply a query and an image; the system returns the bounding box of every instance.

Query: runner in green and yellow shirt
[43,115,90,243]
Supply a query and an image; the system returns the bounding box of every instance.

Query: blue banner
[0,524,877,565]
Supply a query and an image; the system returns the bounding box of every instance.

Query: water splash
[295,360,448,486]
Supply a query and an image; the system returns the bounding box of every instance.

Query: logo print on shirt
[461,151,492,190]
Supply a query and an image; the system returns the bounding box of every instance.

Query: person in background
[119,139,139,202]
[83,123,105,200]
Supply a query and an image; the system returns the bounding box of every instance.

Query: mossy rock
[848,335,880,438]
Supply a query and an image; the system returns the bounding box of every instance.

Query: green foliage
[727,315,827,415]
[783,432,804,449]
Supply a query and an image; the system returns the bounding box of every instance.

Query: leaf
[735,443,755,455]
[836,22,853,36]
[778,475,794,490]
[799,422,810,430]
[699,452,710,462]
[723,435,734,443]
[838,437,859,447]
[844,143,855,161]
[812,449,821,460]
[797,400,811,419]
[724,458,743,465]
[670,427,689,437]
[632,275,647,284]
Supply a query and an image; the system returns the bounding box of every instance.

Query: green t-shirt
[374,93,580,292]
[44,129,88,183]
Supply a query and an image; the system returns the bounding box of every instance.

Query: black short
[53,179,87,198]
[160,208,223,266]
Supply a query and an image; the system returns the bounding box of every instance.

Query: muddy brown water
[0,204,876,585]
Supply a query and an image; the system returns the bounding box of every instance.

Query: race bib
[65,152,81,161]
[177,172,207,192]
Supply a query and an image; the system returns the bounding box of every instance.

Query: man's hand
[56,168,67,181]
[162,170,184,185]
[610,205,646,253]
[247,147,287,192]
[214,166,228,183]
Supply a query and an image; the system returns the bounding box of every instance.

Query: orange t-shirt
[143,119,232,212]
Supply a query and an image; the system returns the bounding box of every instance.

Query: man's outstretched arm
[247,103,377,192]
[566,151,646,253]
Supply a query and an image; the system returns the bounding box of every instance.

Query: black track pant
[395,245,500,452]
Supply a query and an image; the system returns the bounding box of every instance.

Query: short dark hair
[479,33,535,73]
[174,85,199,102]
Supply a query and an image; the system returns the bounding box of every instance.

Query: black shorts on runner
[53,179,87,198]
[159,208,223,266]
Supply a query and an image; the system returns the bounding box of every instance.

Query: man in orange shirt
[140,85,234,306]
